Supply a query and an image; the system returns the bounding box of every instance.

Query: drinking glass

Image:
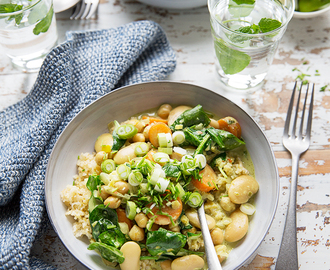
[208,0,294,90]
[0,0,58,72]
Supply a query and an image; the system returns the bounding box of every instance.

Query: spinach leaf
[33,6,54,35]
[87,242,125,264]
[162,163,181,178]
[210,152,227,168]
[194,133,211,156]
[91,218,116,241]
[111,129,126,154]
[207,128,245,150]
[89,204,118,225]
[170,105,210,131]
[86,174,102,192]
[99,228,126,248]
[183,127,207,147]
[146,228,187,256]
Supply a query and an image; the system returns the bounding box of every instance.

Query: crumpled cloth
[0,20,176,269]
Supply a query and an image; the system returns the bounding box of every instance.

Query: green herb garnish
[33,6,54,35]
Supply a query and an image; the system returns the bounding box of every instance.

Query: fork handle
[275,154,300,270]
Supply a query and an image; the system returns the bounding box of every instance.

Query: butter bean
[224,209,248,242]
[185,209,216,231]
[228,175,259,204]
[171,255,204,270]
[95,133,113,153]
[160,260,172,270]
[211,228,224,245]
[167,105,192,126]
[157,104,172,119]
[120,241,141,270]
[113,142,141,164]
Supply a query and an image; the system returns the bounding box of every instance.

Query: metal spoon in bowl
[197,202,223,269]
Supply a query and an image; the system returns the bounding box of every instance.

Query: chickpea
[209,118,220,129]
[95,151,107,165]
[168,223,180,232]
[120,241,141,270]
[94,133,113,153]
[134,213,148,228]
[132,133,145,142]
[127,119,144,133]
[171,255,204,270]
[157,104,172,119]
[129,225,145,242]
[214,245,228,263]
[100,186,110,200]
[224,209,248,242]
[104,196,121,209]
[160,260,172,270]
[228,175,259,204]
[143,124,152,140]
[113,181,129,195]
[185,209,216,230]
[220,196,236,212]
[211,228,224,245]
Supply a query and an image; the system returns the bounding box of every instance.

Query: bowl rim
[45,81,280,270]
[293,5,330,18]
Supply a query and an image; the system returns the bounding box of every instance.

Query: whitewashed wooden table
[1,0,329,269]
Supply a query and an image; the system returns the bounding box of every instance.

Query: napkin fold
[0,20,176,269]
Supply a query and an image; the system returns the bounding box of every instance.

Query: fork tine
[70,1,82,20]
[81,1,92,19]
[297,83,309,140]
[305,83,315,139]
[74,0,86,20]
[283,81,298,138]
[85,0,99,19]
[291,81,303,138]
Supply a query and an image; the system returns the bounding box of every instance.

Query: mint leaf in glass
[214,38,251,75]
[33,6,53,35]
[237,24,260,34]
[0,4,24,25]
[258,18,282,33]
[232,0,255,4]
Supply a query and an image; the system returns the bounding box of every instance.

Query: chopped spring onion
[181,155,195,175]
[175,183,186,199]
[158,133,167,147]
[240,203,256,215]
[165,133,173,147]
[187,192,203,208]
[172,131,185,145]
[158,147,173,155]
[126,201,137,220]
[175,124,183,130]
[116,164,131,180]
[172,146,187,156]
[99,172,111,185]
[116,124,138,139]
[128,170,143,186]
[155,177,170,193]
[194,154,206,169]
[149,168,166,185]
[134,142,149,156]
[101,159,116,174]
[153,152,170,165]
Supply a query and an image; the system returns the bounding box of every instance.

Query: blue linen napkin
[0,20,176,269]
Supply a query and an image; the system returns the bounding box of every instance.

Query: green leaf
[207,128,245,150]
[0,4,24,25]
[146,228,187,256]
[258,18,282,33]
[214,38,251,75]
[87,242,125,264]
[232,0,255,4]
[89,204,119,225]
[99,228,126,248]
[33,6,54,35]
[237,24,260,34]
[169,105,211,131]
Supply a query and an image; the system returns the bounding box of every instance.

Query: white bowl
[293,5,330,18]
[45,81,279,270]
[136,0,207,9]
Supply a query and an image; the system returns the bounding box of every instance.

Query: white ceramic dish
[53,0,80,13]
[293,5,330,18]
[136,0,207,9]
[45,81,279,270]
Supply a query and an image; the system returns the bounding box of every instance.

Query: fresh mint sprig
[33,6,54,35]
[236,18,282,35]
[0,4,24,25]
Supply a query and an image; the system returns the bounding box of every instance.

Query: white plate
[136,0,207,9]
[45,82,279,270]
[53,0,80,13]
[293,5,330,18]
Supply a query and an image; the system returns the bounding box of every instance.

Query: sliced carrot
[142,116,168,124]
[191,164,217,192]
[116,208,133,230]
[148,122,172,148]
[145,149,157,162]
[218,117,242,138]
[147,198,183,225]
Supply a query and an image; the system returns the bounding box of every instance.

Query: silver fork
[70,0,99,20]
[275,82,314,270]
